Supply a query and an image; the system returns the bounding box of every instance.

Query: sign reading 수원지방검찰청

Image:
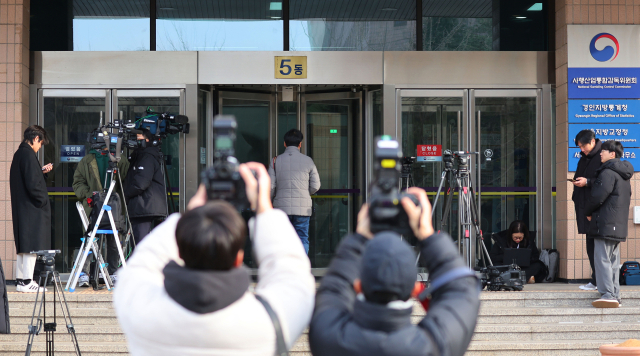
[567,25,640,171]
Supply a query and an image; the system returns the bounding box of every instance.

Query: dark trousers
[587,236,597,285]
[130,217,156,245]
[89,234,120,277]
[524,260,548,282]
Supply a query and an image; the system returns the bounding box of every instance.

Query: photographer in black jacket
[123,130,168,244]
[309,187,480,356]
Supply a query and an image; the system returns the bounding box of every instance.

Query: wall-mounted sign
[568,99,640,123]
[417,145,442,162]
[568,68,640,99]
[569,124,640,146]
[569,147,640,171]
[275,56,307,79]
[61,145,85,163]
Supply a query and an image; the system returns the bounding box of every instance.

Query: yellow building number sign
[275,56,307,79]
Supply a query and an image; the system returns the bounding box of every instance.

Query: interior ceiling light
[159,7,175,10]
[271,16,282,19]
[516,16,527,19]
[381,8,398,11]
[527,3,543,11]
[270,2,282,11]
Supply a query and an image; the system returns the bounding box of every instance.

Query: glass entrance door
[399,89,539,267]
[303,93,361,269]
[40,89,110,272]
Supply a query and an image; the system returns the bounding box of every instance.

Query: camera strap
[255,294,288,356]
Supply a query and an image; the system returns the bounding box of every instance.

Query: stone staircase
[2,286,640,355]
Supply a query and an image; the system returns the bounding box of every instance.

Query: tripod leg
[116,171,136,248]
[107,210,127,268]
[91,238,111,291]
[468,185,493,267]
[67,235,95,292]
[431,171,448,218]
[25,274,46,356]
[52,272,82,356]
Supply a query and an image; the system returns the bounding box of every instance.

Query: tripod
[66,168,128,292]
[431,157,493,269]
[26,252,81,356]
[160,153,176,215]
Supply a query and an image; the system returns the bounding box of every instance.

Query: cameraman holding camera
[113,162,315,356]
[309,187,480,356]
[73,146,129,286]
[123,130,167,244]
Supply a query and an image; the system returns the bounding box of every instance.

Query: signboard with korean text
[569,124,640,146]
[275,56,307,79]
[568,99,640,123]
[60,145,85,163]
[569,147,640,171]
[417,145,442,162]
[568,25,640,171]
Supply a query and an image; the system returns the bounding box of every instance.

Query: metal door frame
[396,88,544,263]
[218,91,277,160]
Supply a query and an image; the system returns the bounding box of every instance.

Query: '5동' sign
[275,56,307,79]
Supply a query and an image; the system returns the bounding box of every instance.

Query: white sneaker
[78,273,89,287]
[592,298,619,308]
[17,281,47,293]
[579,282,597,290]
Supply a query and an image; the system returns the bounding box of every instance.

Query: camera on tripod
[368,136,419,237]
[442,149,475,175]
[136,107,190,139]
[201,115,250,210]
[31,250,60,271]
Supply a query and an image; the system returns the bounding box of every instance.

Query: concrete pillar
[555,0,640,282]
[0,0,31,279]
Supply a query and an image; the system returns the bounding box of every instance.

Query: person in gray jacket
[269,129,321,254]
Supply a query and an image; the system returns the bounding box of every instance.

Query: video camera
[31,250,60,272]
[478,264,526,291]
[442,150,477,175]
[201,115,250,210]
[368,136,419,237]
[136,107,190,139]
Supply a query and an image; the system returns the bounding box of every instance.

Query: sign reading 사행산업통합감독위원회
[567,25,640,171]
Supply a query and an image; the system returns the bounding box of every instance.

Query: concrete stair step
[0,325,125,342]
[476,306,640,324]
[0,341,129,355]
[465,339,627,356]
[479,291,640,308]
[473,322,640,341]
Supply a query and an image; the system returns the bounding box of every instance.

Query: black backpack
[88,191,126,233]
[620,261,640,285]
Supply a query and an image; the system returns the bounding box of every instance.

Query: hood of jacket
[597,158,634,181]
[163,261,251,314]
[352,297,413,333]
[130,146,162,162]
[580,139,602,159]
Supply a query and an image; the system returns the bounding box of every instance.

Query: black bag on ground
[88,191,126,233]
[539,249,559,283]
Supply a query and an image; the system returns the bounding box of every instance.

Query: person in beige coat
[268,129,321,254]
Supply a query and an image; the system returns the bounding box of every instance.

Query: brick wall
[0,0,30,280]
[556,0,640,280]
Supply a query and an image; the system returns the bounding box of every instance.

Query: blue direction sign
[569,124,640,147]
[568,68,640,99]
[568,99,640,123]
[569,147,640,171]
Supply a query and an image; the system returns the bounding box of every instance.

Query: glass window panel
[422,18,491,51]
[290,20,416,51]
[74,19,151,51]
[222,99,270,167]
[277,102,298,155]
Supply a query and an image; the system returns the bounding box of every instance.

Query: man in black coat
[10,125,52,293]
[123,130,168,244]
[572,130,603,291]
[309,187,480,356]
[585,140,633,308]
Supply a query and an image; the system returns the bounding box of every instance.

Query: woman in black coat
[10,125,52,292]
[489,220,548,283]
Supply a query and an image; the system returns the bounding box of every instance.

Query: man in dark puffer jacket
[309,187,480,356]
[123,130,168,244]
[585,140,633,308]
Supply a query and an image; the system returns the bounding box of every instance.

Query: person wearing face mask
[123,130,167,245]
[489,220,547,284]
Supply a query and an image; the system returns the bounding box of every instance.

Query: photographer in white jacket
[113,162,315,356]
